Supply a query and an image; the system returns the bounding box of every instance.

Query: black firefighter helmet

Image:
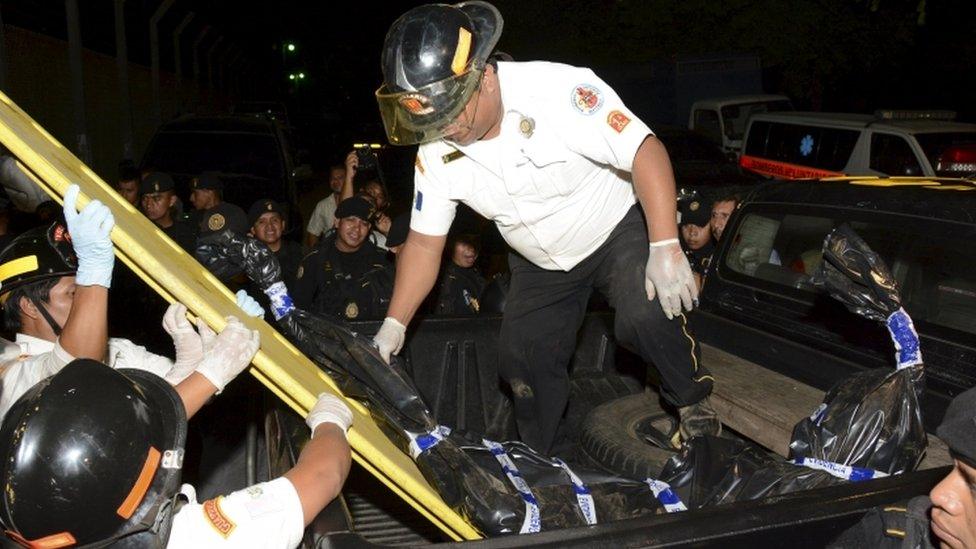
[0,221,77,299]
[376,1,503,145]
[0,360,187,547]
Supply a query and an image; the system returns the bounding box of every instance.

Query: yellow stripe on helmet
[0,255,38,285]
[451,27,472,75]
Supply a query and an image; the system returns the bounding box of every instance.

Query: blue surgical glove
[235,289,265,318]
[63,184,115,288]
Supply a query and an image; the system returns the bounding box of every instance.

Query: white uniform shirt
[168,478,304,548]
[410,61,654,271]
[0,334,174,419]
[306,194,338,237]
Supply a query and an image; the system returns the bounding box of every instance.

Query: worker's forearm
[386,234,444,325]
[340,172,355,202]
[304,232,320,249]
[632,136,679,243]
[174,372,218,419]
[59,284,108,360]
[284,424,351,526]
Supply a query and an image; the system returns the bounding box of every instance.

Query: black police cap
[335,195,374,223]
[248,199,285,227]
[190,172,223,192]
[139,172,175,195]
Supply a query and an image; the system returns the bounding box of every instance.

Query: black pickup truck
[256,178,972,547]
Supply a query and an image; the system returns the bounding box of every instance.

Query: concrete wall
[3,24,232,181]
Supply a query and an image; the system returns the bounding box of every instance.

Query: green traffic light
[298,72,306,79]
[286,43,296,52]
[289,74,296,80]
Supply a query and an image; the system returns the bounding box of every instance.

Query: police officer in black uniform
[189,173,248,237]
[678,195,715,288]
[140,171,197,252]
[292,196,394,320]
[435,233,487,315]
[247,199,303,290]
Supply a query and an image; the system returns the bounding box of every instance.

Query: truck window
[869,133,923,176]
[720,100,792,141]
[692,109,723,146]
[724,209,976,336]
[744,121,859,172]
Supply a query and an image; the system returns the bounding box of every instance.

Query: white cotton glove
[195,316,260,393]
[235,289,265,318]
[63,184,115,288]
[306,392,354,436]
[162,303,204,385]
[372,317,406,364]
[645,238,698,320]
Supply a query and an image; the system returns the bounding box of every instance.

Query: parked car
[688,94,793,157]
[740,110,976,179]
[141,114,310,239]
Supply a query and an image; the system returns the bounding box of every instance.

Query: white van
[739,110,976,179]
[689,95,793,156]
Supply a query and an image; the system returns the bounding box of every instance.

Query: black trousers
[498,206,714,454]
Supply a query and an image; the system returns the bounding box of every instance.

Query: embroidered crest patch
[607,110,631,133]
[571,84,604,115]
[202,497,236,538]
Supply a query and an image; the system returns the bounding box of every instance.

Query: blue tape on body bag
[886,308,923,369]
[644,478,687,513]
[483,439,542,534]
[793,457,889,482]
[553,458,597,525]
[809,402,828,426]
[405,425,452,460]
[263,281,295,320]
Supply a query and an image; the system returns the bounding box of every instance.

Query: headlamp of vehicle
[376,68,483,146]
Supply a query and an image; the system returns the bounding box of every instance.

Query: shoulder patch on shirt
[202,497,236,538]
[607,110,631,133]
[441,149,465,164]
[571,84,604,115]
[415,191,424,211]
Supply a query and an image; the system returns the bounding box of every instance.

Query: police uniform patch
[207,213,226,231]
[345,301,359,319]
[202,497,236,538]
[690,201,700,211]
[415,190,424,211]
[571,84,604,115]
[607,110,631,133]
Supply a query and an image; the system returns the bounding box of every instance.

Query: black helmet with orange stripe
[376,1,503,145]
[0,359,186,547]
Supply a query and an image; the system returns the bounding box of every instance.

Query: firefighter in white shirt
[0,320,352,547]
[372,1,719,453]
[0,185,266,419]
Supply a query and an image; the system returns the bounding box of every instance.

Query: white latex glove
[63,184,115,288]
[162,303,203,385]
[195,316,260,393]
[372,317,406,364]
[645,238,698,320]
[235,289,265,318]
[306,392,353,436]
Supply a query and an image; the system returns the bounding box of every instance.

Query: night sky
[4,0,975,155]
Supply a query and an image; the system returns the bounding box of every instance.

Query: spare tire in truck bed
[579,392,679,481]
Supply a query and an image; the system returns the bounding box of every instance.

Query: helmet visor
[376,69,482,146]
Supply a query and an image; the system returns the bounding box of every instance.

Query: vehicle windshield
[143,132,284,180]
[658,130,729,164]
[721,100,793,140]
[915,132,976,177]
